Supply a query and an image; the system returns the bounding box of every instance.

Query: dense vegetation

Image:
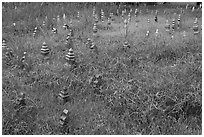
[2,2,202,135]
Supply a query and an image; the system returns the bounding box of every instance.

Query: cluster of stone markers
[4,3,202,69]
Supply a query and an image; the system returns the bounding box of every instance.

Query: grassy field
[2,2,202,135]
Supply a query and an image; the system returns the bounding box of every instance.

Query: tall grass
[2,2,202,135]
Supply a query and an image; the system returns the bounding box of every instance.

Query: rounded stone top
[194,18,198,24]
[69,48,73,52]
[124,19,128,24]
[43,42,46,45]
[63,109,69,115]
[2,39,6,44]
[124,41,128,45]
[19,92,25,98]
[63,86,67,91]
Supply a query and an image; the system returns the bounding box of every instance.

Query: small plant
[89,73,104,94]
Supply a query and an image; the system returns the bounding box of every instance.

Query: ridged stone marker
[2,39,14,61]
[16,92,26,106]
[123,41,130,48]
[59,109,69,127]
[2,39,7,48]
[146,30,150,37]
[58,87,69,105]
[20,52,27,69]
[63,24,69,30]
[86,38,92,48]
[90,42,99,55]
[165,20,170,33]
[172,18,176,32]
[65,48,75,65]
[177,14,181,29]
[193,18,199,35]
[154,16,158,22]
[93,23,98,38]
[52,27,57,34]
[33,27,37,37]
[124,19,128,39]
[41,42,50,56]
